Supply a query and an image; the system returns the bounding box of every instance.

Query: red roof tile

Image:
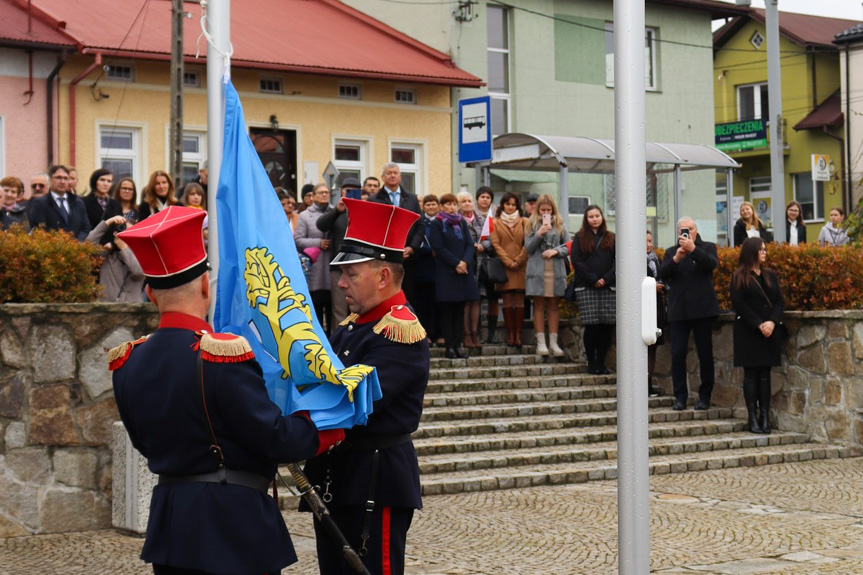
[715,9,861,50]
[22,0,482,87]
[793,91,843,131]
[0,0,75,48]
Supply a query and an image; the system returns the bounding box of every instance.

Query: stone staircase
[415,345,849,496]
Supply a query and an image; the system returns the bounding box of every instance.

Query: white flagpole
[204,0,230,320]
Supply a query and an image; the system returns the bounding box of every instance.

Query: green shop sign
[715,120,767,152]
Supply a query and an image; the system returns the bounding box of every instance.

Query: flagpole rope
[198,0,234,82]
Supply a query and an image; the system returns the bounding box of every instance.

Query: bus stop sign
[458,96,492,163]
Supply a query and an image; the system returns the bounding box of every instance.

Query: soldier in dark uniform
[110,206,345,575]
[302,198,430,575]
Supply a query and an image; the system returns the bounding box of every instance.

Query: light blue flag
[213,81,381,429]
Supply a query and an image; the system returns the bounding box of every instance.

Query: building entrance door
[250,128,298,197]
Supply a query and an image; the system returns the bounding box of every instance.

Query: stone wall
[0,303,158,537]
[1,305,861,536]
[561,311,863,451]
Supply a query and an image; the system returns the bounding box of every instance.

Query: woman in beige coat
[491,192,529,347]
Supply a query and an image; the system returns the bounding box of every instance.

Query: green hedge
[561,243,863,318]
[0,225,102,303]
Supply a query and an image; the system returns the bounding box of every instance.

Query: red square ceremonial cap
[117,206,209,289]
[331,198,419,266]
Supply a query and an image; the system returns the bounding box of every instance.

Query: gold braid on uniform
[107,336,150,371]
[197,333,255,363]
[340,313,359,326]
[373,305,426,344]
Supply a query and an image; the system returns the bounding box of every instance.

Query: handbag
[481,255,508,284]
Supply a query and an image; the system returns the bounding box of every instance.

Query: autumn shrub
[0,225,102,303]
[561,243,863,318]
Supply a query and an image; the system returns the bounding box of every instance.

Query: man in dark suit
[111,206,344,575]
[369,163,423,305]
[28,165,92,241]
[303,198,429,575]
[658,217,720,411]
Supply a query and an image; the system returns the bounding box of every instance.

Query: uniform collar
[356,291,407,324]
[158,311,213,332]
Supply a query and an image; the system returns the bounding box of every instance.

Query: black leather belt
[346,433,412,450]
[158,468,270,493]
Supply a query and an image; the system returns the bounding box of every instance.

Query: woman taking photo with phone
[731,237,785,434]
[570,205,615,374]
[525,195,569,357]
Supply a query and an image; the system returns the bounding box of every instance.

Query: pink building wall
[0,49,59,185]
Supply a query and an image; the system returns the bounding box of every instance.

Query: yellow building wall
[714,20,844,234]
[57,56,454,197]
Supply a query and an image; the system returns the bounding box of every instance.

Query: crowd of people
[0,163,210,302]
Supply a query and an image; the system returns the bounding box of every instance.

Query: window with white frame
[339,83,362,100]
[792,172,824,222]
[394,88,416,105]
[259,77,283,94]
[181,131,207,186]
[333,139,368,185]
[106,64,135,81]
[487,5,510,135]
[749,176,771,195]
[605,23,658,90]
[390,143,423,195]
[183,71,200,87]
[738,82,769,121]
[99,125,141,185]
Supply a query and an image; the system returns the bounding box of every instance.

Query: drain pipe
[46,51,67,168]
[68,51,102,166]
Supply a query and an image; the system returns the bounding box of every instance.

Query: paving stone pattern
[3,458,863,573]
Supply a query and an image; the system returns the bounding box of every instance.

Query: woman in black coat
[733,201,771,247]
[730,237,785,434]
[784,200,807,245]
[429,193,479,359]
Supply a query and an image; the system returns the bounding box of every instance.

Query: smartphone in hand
[542,213,551,226]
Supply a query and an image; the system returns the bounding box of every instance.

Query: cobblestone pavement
[2,458,863,574]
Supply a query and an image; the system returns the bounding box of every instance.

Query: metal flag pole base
[281,464,371,575]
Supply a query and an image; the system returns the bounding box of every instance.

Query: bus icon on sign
[464,116,486,130]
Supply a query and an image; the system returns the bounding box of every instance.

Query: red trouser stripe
[381,506,392,575]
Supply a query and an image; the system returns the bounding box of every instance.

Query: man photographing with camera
[658,217,720,411]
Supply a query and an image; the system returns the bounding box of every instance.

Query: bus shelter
[468,133,741,244]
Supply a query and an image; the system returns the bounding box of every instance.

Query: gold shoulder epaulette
[373,305,426,344]
[340,313,359,326]
[107,336,149,371]
[199,332,255,363]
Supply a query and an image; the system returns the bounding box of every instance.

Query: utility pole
[765,0,786,242]
[169,0,184,188]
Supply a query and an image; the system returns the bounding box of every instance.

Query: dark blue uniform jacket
[112,312,325,575]
[302,291,430,509]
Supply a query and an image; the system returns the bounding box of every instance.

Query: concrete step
[415,407,732,438]
[426,373,615,393]
[419,443,850,495]
[429,361,586,380]
[412,419,752,456]
[429,344,536,357]
[417,431,812,474]
[420,397,675,423]
[423,384,618,408]
[429,353,554,369]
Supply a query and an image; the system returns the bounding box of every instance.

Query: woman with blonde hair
[733,201,770,247]
[457,190,483,348]
[525,194,570,356]
[491,192,529,348]
[138,170,178,221]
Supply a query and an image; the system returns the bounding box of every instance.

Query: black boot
[743,370,764,433]
[758,369,771,434]
[485,315,498,344]
[594,324,611,374]
[583,326,597,373]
